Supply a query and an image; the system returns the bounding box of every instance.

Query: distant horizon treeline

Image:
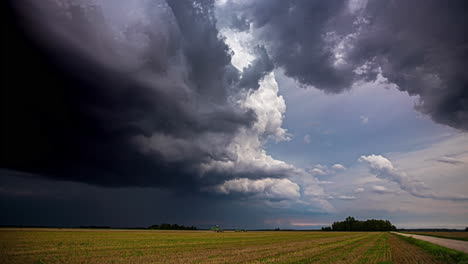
[321,216,397,231]
[148,223,197,230]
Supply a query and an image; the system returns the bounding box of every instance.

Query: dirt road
[392,232,468,253]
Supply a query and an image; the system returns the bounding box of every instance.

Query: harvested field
[0,228,447,264]
[388,233,443,264]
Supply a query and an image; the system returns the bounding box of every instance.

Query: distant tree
[465,227,468,232]
[321,227,332,231]
[330,217,396,231]
[160,223,171,229]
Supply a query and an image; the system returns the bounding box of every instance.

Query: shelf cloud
[3,0,468,227]
[4,0,329,205]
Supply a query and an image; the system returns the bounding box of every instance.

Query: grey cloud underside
[238,46,274,90]
[4,0,468,195]
[228,0,468,130]
[4,0,279,190]
[358,0,468,130]
[240,0,356,93]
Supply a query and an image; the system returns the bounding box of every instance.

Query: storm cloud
[3,0,468,229]
[4,0,249,189]
[223,0,468,130]
[3,0,329,205]
[3,0,468,213]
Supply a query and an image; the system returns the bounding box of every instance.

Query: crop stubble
[0,228,446,263]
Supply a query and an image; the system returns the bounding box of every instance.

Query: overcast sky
[2,0,467,229]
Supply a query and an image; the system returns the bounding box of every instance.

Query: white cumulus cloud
[332,164,346,170]
[215,178,300,200]
[371,185,394,194]
[337,195,356,200]
[354,187,364,193]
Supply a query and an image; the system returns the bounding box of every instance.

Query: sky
[1,0,468,229]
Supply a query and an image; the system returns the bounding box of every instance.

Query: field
[402,231,468,242]
[0,229,447,264]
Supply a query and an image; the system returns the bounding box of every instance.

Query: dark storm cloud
[5,0,468,194]
[238,45,274,90]
[2,0,260,190]
[240,0,355,93]
[228,0,468,130]
[0,170,268,228]
[354,0,468,130]
[229,13,250,32]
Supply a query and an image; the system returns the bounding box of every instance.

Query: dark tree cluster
[322,217,396,231]
[148,223,197,230]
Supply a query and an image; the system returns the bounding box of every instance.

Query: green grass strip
[392,233,468,264]
[401,232,468,242]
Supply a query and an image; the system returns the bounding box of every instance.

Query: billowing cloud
[354,187,364,193]
[331,164,346,171]
[214,178,300,200]
[355,1,468,130]
[337,195,356,200]
[308,163,345,176]
[238,46,274,90]
[3,0,332,207]
[221,0,468,130]
[309,168,327,176]
[371,185,394,195]
[4,0,468,229]
[359,155,468,201]
[4,0,249,189]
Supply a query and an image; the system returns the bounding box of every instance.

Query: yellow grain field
[0,229,446,264]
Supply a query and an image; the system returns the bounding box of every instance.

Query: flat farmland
[0,229,444,264]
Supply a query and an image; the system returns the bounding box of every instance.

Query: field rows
[0,229,444,263]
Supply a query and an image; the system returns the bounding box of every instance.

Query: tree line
[321,216,396,231]
[148,223,197,230]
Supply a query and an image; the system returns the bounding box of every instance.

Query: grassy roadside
[391,233,468,264]
[401,232,468,242]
